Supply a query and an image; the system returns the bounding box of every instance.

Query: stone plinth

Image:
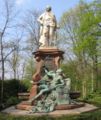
[55,103,85,110]
[2,103,98,117]
[16,102,85,111]
[16,103,32,111]
[30,47,64,104]
[32,47,64,82]
[16,47,64,110]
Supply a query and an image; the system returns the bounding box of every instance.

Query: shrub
[0,79,29,110]
[6,97,20,106]
[0,110,101,120]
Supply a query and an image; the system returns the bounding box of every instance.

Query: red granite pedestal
[16,47,85,111]
[16,102,85,111]
[30,47,64,99]
[16,47,64,110]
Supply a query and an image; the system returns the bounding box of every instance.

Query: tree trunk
[14,69,16,79]
[1,61,5,104]
[91,69,94,92]
[92,54,98,91]
[0,36,5,104]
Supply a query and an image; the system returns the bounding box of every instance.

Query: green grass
[0,109,101,120]
[83,92,101,107]
[0,91,101,120]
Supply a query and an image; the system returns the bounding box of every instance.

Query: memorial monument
[16,6,84,112]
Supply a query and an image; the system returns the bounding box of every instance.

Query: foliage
[60,0,101,98]
[24,58,35,81]
[0,79,29,110]
[0,109,101,120]
[21,79,32,92]
[84,91,101,107]
[6,96,20,106]
[61,62,82,92]
[0,79,28,101]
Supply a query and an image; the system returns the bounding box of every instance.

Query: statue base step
[15,103,32,111]
[2,103,98,117]
[55,103,85,110]
[16,102,85,111]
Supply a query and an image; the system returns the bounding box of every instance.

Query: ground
[0,103,99,120]
[0,109,101,120]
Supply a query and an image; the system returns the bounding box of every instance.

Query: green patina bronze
[28,67,71,113]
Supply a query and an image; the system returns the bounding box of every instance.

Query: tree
[22,10,41,51]
[19,10,42,81]
[60,2,88,97]
[60,0,101,97]
[76,0,101,91]
[0,0,19,104]
[24,58,35,81]
[7,33,24,79]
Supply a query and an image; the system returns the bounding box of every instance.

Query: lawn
[0,109,101,120]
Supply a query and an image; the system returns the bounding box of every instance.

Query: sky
[0,0,94,78]
[15,0,93,20]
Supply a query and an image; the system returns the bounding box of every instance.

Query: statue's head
[46,5,52,12]
[56,69,63,74]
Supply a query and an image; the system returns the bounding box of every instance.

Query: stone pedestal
[30,47,64,101]
[32,47,64,81]
[16,47,64,109]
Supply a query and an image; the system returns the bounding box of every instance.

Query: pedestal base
[16,103,32,111]
[2,103,98,117]
[55,103,85,110]
[16,102,85,111]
